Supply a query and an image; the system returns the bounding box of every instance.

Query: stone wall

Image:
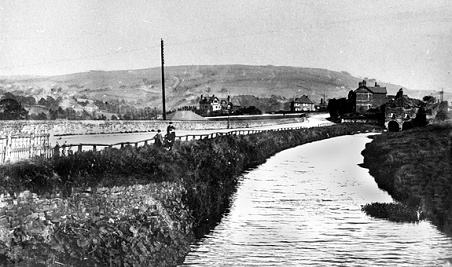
[0,183,193,265]
[0,117,305,136]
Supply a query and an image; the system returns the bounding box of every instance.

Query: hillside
[0,65,445,113]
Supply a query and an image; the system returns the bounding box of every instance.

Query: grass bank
[361,124,452,234]
[0,123,380,266]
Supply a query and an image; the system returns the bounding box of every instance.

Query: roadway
[56,113,333,147]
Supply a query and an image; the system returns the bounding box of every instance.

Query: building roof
[294,95,314,104]
[367,86,387,94]
[355,80,387,94]
[199,95,219,104]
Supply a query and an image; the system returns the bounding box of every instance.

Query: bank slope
[0,123,380,266]
[361,124,452,234]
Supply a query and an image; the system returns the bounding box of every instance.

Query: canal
[181,134,452,266]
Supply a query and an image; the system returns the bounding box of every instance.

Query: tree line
[0,92,162,120]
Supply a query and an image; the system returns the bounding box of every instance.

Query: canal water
[181,134,452,266]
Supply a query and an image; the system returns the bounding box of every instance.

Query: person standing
[53,142,60,157]
[153,129,164,147]
[164,127,176,150]
[61,141,67,156]
[166,122,175,134]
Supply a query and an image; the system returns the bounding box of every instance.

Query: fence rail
[1,123,334,163]
[59,124,334,154]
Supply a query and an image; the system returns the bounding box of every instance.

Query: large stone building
[355,80,387,112]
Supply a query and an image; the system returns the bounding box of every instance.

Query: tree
[423,95,436,104]
[395,88,403,99]
[327,98,349,119]
[37,112,47,120]
[327,98,338,118]
[0,98,29,120]
[413,107,427,127]
[347,90,356,113]
[436,110,449,121]
[66,107,77,120]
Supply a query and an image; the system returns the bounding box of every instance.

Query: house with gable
[354,80,387,112]
[199,94,241,115]
[199,95,222,114]
[291,95,315,112]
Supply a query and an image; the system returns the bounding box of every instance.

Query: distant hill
[0,65,447,113]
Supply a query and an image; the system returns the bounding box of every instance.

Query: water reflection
[182,134,452,266]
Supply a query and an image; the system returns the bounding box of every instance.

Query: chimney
[375,82,379,87]
[362,80,367,86]
[359,82,362,87]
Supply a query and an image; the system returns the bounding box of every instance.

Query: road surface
[56,113,333,147]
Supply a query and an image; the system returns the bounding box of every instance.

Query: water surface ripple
[181,134,452,266]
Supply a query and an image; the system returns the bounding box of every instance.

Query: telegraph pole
[161,38,166,120]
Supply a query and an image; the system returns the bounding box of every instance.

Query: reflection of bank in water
[182,134,452,266]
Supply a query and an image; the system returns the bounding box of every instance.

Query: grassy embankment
[361,124,452,234]
[0,123,380,266]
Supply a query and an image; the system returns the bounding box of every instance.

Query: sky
[0,0,451,92]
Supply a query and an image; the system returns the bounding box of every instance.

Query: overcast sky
[0,0,451,92]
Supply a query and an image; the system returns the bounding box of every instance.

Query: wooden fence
[1,123,334,163]
[59,124,333,154]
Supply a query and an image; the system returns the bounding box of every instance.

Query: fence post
[93,145,97,152]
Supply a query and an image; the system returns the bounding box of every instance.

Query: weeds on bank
[361,124,452,232]
[0,123,379,265]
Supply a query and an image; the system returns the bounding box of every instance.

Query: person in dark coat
[166,122,175,134]
[153,129,164,147]
[53,142,60,157]
[164,127,176,150]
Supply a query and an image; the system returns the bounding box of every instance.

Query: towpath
[57,113,333,147]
